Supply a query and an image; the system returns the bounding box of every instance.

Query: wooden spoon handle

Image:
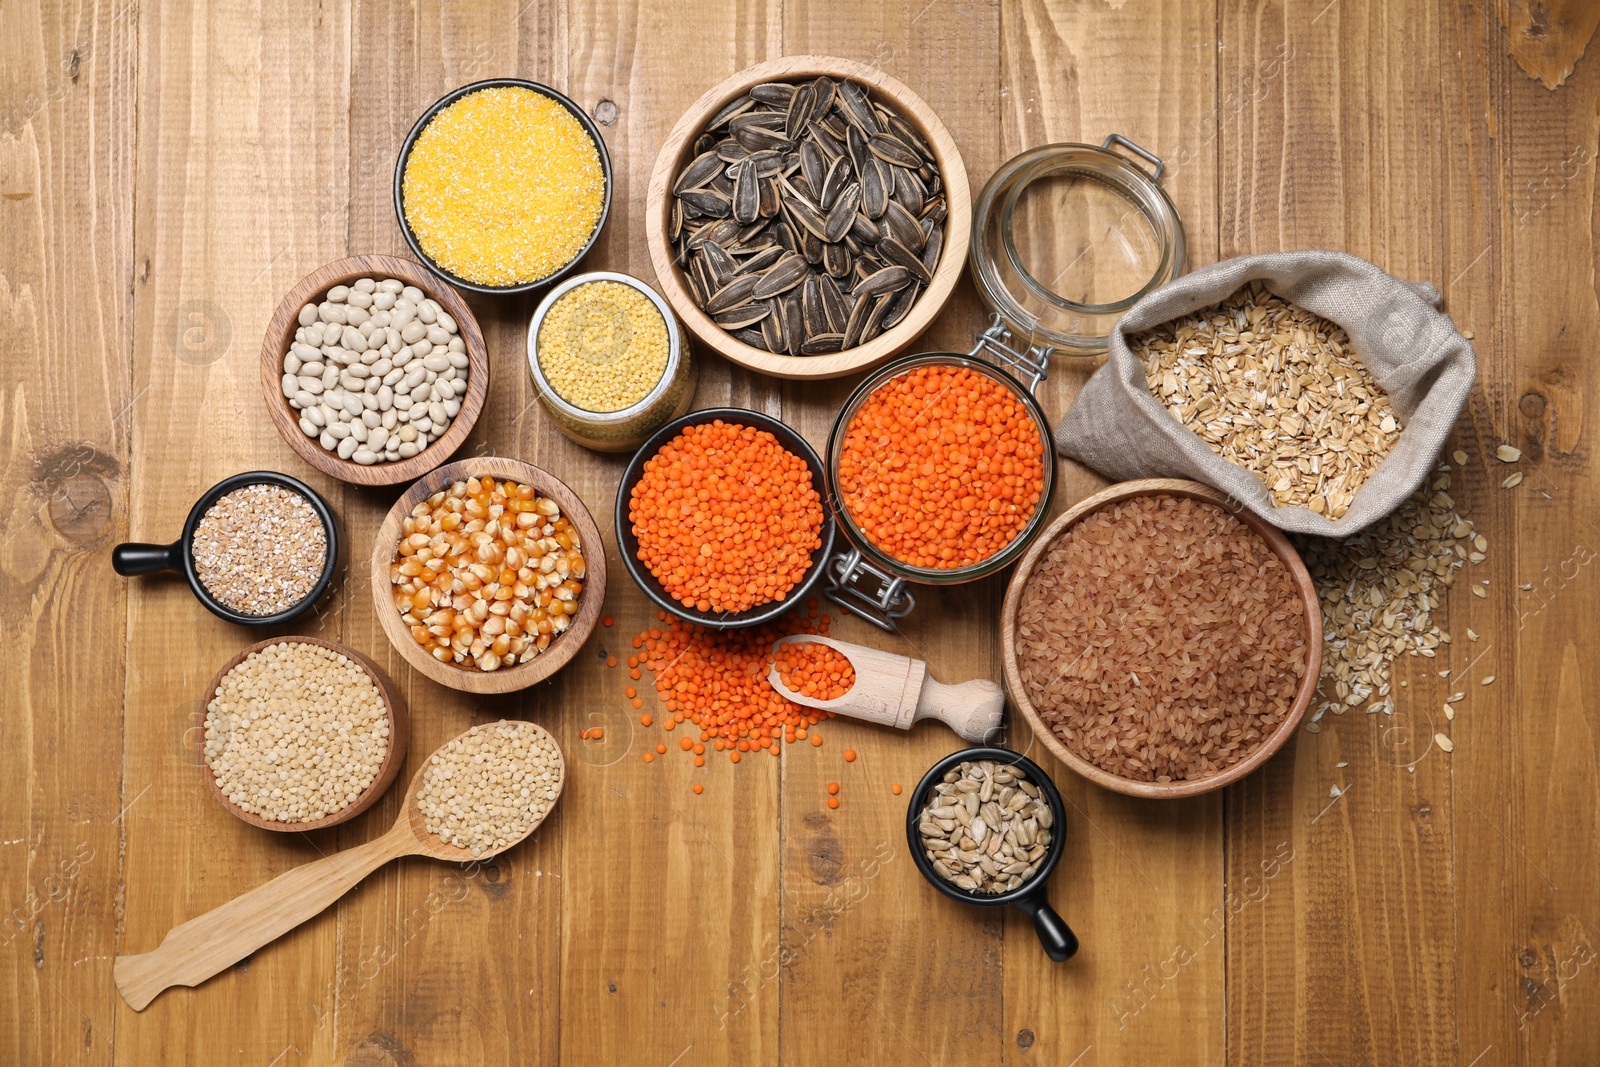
[114,829,409,1010]
[915,678,1005,742]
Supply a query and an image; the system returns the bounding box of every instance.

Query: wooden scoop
[767,635,1004,742]
[113,721,564,1011]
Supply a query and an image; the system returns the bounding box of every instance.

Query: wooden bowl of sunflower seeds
[646,55,971,381]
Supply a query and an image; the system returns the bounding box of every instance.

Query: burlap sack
[1054,251,1477,537]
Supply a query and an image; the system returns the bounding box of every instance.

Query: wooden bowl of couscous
[394,79,612,295]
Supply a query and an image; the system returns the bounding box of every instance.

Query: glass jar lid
[970,135,1186,356]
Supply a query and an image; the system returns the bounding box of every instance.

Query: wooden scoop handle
[914,678,1005,742]
[114,828,409,1010]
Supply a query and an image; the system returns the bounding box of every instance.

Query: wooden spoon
[767,635,1004,742]
[113,720,564,1011]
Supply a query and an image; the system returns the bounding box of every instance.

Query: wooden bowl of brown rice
[1000,479,1321,799]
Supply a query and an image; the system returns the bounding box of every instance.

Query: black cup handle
[112,540,183,577]
[1015,891,1078,962]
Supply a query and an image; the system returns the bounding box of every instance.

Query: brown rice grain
[1015,494,1307,783]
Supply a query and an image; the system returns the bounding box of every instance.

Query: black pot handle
[112,540,183,577]
[1014,891,1078,962]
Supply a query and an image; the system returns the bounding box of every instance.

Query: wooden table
[5,2,1597,1063]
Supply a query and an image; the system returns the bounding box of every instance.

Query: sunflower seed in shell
[737,245,786,275]
[713,303,772,329]
[824,184,862,242]
[838,80,881,132]
[854,265,912,297]
[732,163,760,224]
[708,94,757,128]
[735,124,793,153]
[749,82,795,104]
[704,273,762,314]
[670,75,947,354]
[859,292,893,343]
[782,293,804,356]
[675,150,724,194]
[823,241,851,279]
[884,200,925,250]
[869,132,923,169]
[820,156,852,209]
[761,303,785,352]
[680,188,732,218]
[880,237,932,283]
[819,274,850,331]
[861,157,890,218]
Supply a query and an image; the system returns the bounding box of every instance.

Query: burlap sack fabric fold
[1053,251,1477,537]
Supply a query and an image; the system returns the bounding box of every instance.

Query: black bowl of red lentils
[615,408,836,629]
[394,78,613,296]
[112,471,339,626]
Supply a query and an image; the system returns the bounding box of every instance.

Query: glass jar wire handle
[1100,133,1164,180]
[970,315,1051,393]
[825,547,916,632]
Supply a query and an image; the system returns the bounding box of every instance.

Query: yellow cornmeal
[538,281,670,412]
[402,87,605,287]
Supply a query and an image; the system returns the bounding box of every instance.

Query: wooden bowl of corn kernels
[371,458,608,694]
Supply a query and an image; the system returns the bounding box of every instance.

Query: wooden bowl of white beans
[260,254,490,487]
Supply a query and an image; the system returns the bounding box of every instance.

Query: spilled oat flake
[1293,465,1482,723]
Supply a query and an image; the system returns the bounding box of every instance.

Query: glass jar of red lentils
[823,135,1186,629]
[823,352,1057,629]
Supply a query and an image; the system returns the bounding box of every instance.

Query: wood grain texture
[116,719,563,1011]
[259,253,492,486]
[3,0,1598,1064]
[644,54,972,380]
[0,2,135,1065]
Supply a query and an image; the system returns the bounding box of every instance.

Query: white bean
[448,352,469,369]
[327,285,350,303]
[423,353,450,373]
[320,430,337,450]
[306,406,326,428]
[318,302,346,324]
[353,449,378,465]
[373,291,395,311]
[337,436,359,459]
[397,441,419,458]
[378,385,393,409]
[297,303,317,326]
[401,286,424,304]
[368,426,388,451]
[326,422,350,440]
[281,373,298,398]
[347,289,372,309]
[381,408,397,430]
[417,300,438,325]
[379,278,404,294]
[299,416,319,437]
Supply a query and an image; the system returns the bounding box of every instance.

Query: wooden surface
[259,254,492,487]
[115,719,564,1011]
[1000,478,1323,800]
[3,1,1597,1064]
[644,54,973,379]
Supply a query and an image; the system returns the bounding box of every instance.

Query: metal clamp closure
[824,548,915,632]
[969,315,1051,393]
[1101,133,1165,182]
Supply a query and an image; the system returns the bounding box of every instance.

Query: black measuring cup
[112,470,339,626]
[906,746,1078,961]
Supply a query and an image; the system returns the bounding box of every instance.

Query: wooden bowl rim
[999,478,1323,800]
[197,636,411,832]
[259,253,491,487]
[644,54,972,381]
[369,457,608,694]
